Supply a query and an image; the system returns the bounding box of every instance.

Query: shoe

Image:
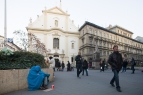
[116,88,122,92]
[44,86,48,89]
[77,76,81,79]
[110,83,115,87]
[39,87,46,90]
[82,74,84,76]
[131,72,134,74]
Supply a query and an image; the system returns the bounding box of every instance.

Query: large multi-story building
[79,21,143,63]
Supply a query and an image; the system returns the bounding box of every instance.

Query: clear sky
[0,0,143,39]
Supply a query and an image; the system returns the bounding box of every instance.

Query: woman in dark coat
[67,61,71,71]
[82,60,88,76]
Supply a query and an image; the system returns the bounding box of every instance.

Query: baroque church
[26,2,79,65]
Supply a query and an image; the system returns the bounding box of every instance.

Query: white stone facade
[26,6,79,66]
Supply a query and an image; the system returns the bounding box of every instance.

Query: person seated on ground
[27,65,50,90]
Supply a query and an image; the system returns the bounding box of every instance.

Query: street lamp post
[4,0,7,49]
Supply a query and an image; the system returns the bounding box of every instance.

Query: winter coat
[130,59,136,66]
[62,63,65,68]
[75,55,82,64]
[108,51,123,71]
[102,61,105,67]
[122,61,128,67]
[82,60,88,69]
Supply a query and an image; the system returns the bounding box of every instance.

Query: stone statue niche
[92,44,101,69]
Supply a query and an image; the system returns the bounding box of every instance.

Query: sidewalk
[3,69,143,95]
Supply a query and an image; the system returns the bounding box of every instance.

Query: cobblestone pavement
[3,69,143,95]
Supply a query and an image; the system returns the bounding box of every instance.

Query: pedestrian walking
[82,59,88,76]
[61,61,65,71]
[57,60,61,71]
[121,59,128,73]
[99,61,102,72]
[67,61,71,71]
[75,52,83,78]
[130,58,136,74]
[101,60,105,72]
[108,45,123,92]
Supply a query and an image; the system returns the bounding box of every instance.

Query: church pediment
[43,7,70,16]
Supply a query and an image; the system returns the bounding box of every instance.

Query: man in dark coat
[75,52,82,78]
[108,45,123,92]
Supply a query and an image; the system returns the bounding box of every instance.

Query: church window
[53,38,59,49]
[72,43,74,49]
[55,20,58,27]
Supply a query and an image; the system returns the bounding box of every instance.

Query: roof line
[78,21,143,44]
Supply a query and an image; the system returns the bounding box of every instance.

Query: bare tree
[13,30,29,51]
[13,30,49,57]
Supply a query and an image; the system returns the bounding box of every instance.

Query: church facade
[26,6,79,65]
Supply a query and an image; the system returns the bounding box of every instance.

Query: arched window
[72,43,74,49]
[55,20,58,27]
[53,38,59,49]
